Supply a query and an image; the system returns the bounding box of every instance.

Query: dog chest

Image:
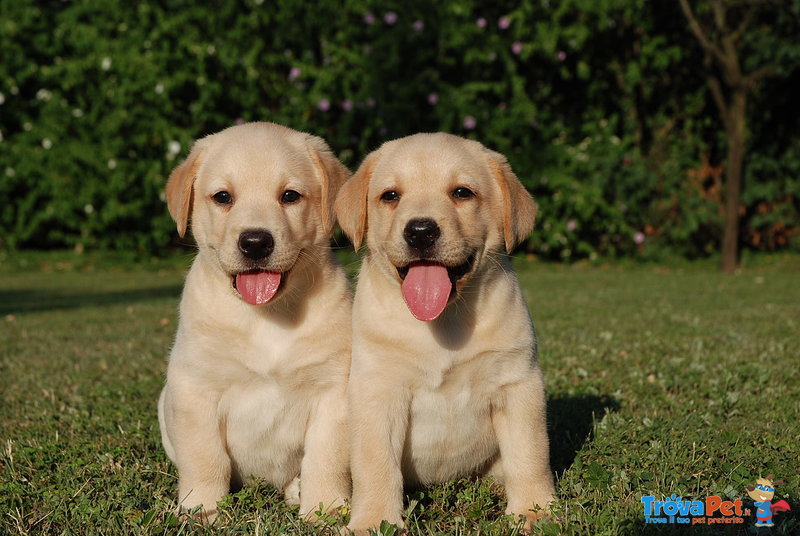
[403,384,498,484]
[182,315,313,379]
[220,379,308,486]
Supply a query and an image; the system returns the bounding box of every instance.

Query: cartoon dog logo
[746,475,791,527]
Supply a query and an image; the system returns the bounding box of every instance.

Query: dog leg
[162,383,231,523]
[299,387,350,521]
[347,381,409,534]
[492,368,555,530]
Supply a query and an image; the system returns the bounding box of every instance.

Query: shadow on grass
[548,393,621,476]
[0,285,183,315]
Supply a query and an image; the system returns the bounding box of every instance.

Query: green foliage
[0,0,798,258]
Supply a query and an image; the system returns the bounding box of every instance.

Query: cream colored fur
[334,133,555,533]
[158,122,351,523]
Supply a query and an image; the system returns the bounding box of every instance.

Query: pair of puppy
[157,122,555,533]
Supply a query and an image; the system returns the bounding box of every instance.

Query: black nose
[238,229,274,260]
[403,218,440,252]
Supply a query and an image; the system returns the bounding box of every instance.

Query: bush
[0,0,798,258]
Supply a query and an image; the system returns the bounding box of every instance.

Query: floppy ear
[483,148,537,253]
[334,150,379,249]
[165,142,205,238]
[773,480,785,486]
[305,134,351,236]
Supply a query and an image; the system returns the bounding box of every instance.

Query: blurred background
[1,0,798,270]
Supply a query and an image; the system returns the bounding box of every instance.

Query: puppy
[335,133,555,533]
[158,122,351,522]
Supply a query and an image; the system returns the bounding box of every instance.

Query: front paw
[284,476,301,506]
[177,486,226,525]
[347,516,405,536]
[179,504,219,525]
[302,500,348,525]
[513,507,552,533]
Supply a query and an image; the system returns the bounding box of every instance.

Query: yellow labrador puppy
[158,122,351,522]
[335,133,555,533]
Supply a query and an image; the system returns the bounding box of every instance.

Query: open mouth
[396,255,475,322]
[397,256,474,285]
[231,269,285,305]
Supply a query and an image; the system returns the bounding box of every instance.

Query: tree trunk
[677,0,774,273]
[721,89,747,274]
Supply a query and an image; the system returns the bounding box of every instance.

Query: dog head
[166,122,349,305]
[335,133,536,321]
[747,475,784,502]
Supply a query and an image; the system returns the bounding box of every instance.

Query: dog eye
[212,191,233,205]
[380,190,400,203]
[281,190,302,204]
[452,187,475,200]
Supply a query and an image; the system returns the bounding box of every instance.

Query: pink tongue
[401,263,452,321]
[236,271,282,305]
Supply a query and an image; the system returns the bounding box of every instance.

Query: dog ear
[746,486,755,491]
[335,150,379,249]
[483,148,537,253]
[773,480,784,486]
[305,134,351,236]
[165,141,206,238]
[766,474,774,481]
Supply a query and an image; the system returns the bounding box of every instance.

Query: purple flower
[384,11,398,25]
[498,16,511,30]
[288,67,301,81]
[566,219,577,231]
[463,116,477,130]
[634,232,646,245]
[511,41,523,55]
[556,50,567,62]
[412,20,424,32]
[234,118,245,125]
[317,99,330,112]
[476,17,487,28]
[341,99,353,112]
[363,12,375,25]
[427,92,439,105]
[366,97,376,107]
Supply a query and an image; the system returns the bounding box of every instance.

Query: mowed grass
[1,251,799,535]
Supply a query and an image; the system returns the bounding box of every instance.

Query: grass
[1,250,799,535]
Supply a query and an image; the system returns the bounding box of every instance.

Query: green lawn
[1,252,798,535]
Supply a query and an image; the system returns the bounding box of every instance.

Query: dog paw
[283,476,301,506]
[302,501,348,526]
[517,508,554,533]
[346,520,405,536]
[178,505,219,526]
